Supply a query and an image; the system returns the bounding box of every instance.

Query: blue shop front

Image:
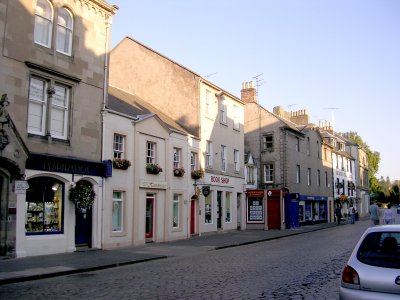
[298,195,328,225]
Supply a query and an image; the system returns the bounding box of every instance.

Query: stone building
[0,0,117,257]
[242,82,334,229]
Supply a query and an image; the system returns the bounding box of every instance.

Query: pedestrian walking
[348,204,356,224]
[335,205,342,225]
[383,204,394,225]
[369,201,380,225]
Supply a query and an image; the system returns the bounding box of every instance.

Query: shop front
[15,153,109,257]
[298,195,328,225]
[199,174,244,234]
[245,189,265,230]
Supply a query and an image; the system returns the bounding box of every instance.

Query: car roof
[364,225,400,233]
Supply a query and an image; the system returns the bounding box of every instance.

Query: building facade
[109,37,245,237]
[0,0,117,257]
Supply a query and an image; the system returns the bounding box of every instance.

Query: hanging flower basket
[146,163,163,174]
[113,158,131,170]
[69,183,96,212]
[191,169,204,180]
[173,166,185,177]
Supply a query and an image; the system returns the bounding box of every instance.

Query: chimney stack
[241,81,257,103]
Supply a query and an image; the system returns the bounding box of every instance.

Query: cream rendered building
[102,87,199,248]
[109,37,245,237]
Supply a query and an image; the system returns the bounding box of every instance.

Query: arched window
[26,177,63,234]
[34,0,53,47]
[56,7,73,55]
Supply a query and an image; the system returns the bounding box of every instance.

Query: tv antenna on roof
[204,72,217,78]
[324,107,340,129]
[252,73,265,97]
[288,103,297,110]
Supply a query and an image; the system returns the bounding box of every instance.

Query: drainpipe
[100,16,112,249]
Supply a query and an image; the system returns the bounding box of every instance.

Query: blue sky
[110,0,400,181]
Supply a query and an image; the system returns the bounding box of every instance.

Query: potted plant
[191,169,204,180]
[113,158,131,170]
[173,166,185,177]
[69,183,96,214]
[146,163,163,174]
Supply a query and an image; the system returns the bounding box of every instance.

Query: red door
[267,190,281,229]
[145,195,154,239]
[190,199,195,235]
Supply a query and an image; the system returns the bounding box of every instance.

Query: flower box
[146,163,163,174]
[173,167,185,177]
[191,169,204,180]
[113,158,131,170]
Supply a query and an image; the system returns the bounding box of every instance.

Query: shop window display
[26,177,63,234]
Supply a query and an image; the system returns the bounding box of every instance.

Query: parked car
[340,225,400,299]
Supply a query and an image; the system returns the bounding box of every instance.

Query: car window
[357,232,400,269]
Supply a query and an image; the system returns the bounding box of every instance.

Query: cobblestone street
[0,220,369,299]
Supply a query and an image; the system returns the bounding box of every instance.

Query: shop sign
[247,198,264,223]
[246,189,264,197]
[139,179,167,190]
[210,175,230,185]
[14,180,29,194]
[202,186,210,197]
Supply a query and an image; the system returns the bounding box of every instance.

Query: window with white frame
[220,98,227,124]
[28,76,70,140]
[221,145,227,172]
[296,165,301,183]
[173,148,181,168]
[263,134,274,151]
[146,142,156,164]
[233,105,240,130]
[307,137,310,155]
[264,163,274,183]
[172,194,180,228]
[205,89,212,117]
[225,192,231,222]
[234,149,240,172]
[190,152,198,171]
[206,141,213,168]
[113,134,124,158]
[246,165,255,184]
[307,168,311,186]
[56,7,73,55]
[34,0,53,48]
[205,193,213,224]
[317,169,321,186]
[112,191,123,232]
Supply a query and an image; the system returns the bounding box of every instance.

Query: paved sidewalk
[0,220,353,285]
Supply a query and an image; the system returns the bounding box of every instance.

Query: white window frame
[34,0,53,48]
[190,152,198,171]
[225,192,231,223]
[307,168,311,186]
[172,194,180,228]
[264,163,274,183]
[206,141,213,168]
[146,142,156,164]
[113,134,124,159]
[220,99,227,124]
[233,105,240,130]
[221,145,227,172]
[112,191,124,232]
[246,165,255,184]
[56,7,73,55]
[204,193,213,224]
[234,149,240,173]
[205,89,212,117]
[28,76,70,140]
[317,169,321,186]
[173,147,181,168]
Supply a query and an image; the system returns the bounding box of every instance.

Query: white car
[340,225,400,299]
